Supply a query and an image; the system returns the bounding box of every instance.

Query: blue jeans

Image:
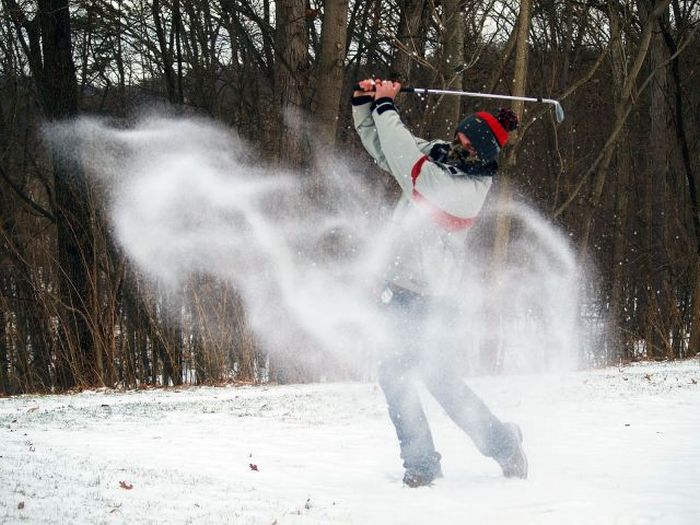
[378,285,512,473]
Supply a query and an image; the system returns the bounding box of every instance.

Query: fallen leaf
[119,481,134,490]
[249,463,259,471]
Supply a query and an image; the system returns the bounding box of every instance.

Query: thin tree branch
[0,161,56,223]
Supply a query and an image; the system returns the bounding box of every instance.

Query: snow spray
[45,115,585,380]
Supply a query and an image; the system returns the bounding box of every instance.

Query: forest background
[0,0,698,394]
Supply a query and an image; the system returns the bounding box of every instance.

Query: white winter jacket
[352,96,493,296]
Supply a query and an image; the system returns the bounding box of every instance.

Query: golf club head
[554,102,565,123]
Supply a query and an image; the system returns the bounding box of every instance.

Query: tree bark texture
[274,0,309,168]
[483,0,532,372]
[643,0,673,358]
[608,8,633,359]
[7,0,99,387]
[315,0,349,150]
[390,0,425,82]
[431,0,465,138]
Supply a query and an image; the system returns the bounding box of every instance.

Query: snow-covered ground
[1,359,699,524]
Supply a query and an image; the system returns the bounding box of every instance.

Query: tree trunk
[640,0,673,359]
[608,8,633,360]
[0,303,10,394]
[314,0,348,151]
[4,0,99,388]
[689,257,700,356]
[41,0,97,387]
[490,0,533,260]
[659,3,700,358]
[482,0,531,373]
[152,0,178,104]
[274,0,309,168]
[431,0,464,138]
[390,0,425,82]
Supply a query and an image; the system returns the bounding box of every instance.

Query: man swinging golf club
[352,78,528,487]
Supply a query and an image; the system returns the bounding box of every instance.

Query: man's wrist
[371,97,397,115]
[352,95,374,106]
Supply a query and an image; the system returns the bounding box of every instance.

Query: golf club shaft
[402,87,554,106]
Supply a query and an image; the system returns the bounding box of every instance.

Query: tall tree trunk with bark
[3,0,98,387]
[274,0,309,168]
[43,0,97,387]
[659,2,700,357]
[483,0,531,372]
[490,0,532,265]
[0,304,9,394]
[608,8,633,360]
[390,0,425,82]
[314,0,348,151]
[642,0,673,359]
[152,0,184,105]
[312,0,349,198]
[431,0,464,138]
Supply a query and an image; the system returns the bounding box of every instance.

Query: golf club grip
[351,83,416,93]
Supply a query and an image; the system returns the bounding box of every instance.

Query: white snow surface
[1,359,699,524]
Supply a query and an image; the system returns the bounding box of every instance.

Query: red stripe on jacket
[410,155,476,232]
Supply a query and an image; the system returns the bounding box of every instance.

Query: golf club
[352,83,565,123]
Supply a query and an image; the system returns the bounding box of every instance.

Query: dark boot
[403,452,443,487]
[494,423,528,479]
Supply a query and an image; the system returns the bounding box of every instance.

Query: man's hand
[374,80,401,100]
[353,78,377,98]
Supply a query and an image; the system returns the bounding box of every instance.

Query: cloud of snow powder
[45,115,586,379]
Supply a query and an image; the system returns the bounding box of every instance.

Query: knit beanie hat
[454,108,519,163]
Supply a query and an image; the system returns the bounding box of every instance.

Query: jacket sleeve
[371,97,431,195]
[351,96,391,173]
